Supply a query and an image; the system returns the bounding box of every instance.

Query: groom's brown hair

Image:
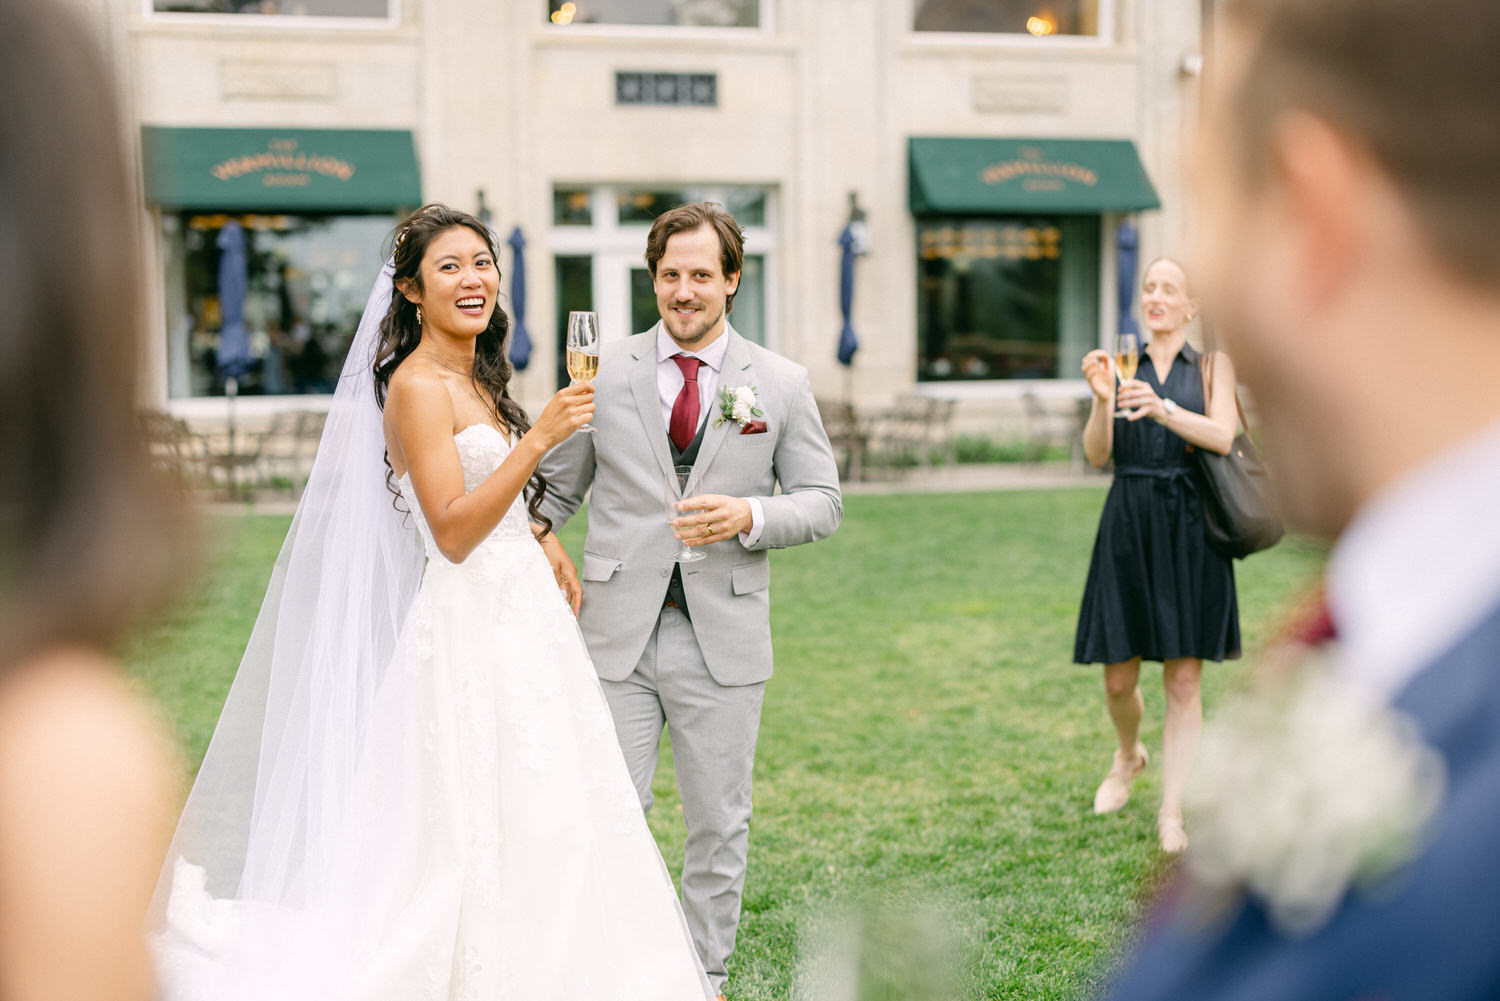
[644,202,745,311]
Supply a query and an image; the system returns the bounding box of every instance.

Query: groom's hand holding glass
[672,493,754,547]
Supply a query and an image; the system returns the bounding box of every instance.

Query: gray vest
[664,416,711,616]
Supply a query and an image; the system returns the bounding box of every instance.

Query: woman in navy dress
[1074,258,1241,853]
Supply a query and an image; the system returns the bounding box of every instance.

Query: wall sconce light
[475,188,493,228]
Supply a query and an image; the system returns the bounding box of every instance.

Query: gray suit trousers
[601,607,765,993]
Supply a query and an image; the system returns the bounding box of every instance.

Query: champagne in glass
[566,350,599,381]
[1114,332,1140,383]
[566,310,600,432]
[1114,332,1140,418]
[665,465,706,564]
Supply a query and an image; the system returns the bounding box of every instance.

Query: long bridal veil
[150,257,425,940]
[152,246,714,1001]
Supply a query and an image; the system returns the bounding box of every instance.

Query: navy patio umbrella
[215,220,256,497]
[216,220,256,383]
[507,226,532,371]
[837,223,860,366]
[1116,219,1142,340]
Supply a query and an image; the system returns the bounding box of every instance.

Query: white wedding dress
[154,424,712,1000]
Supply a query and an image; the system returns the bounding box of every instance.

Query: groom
[538,202,842,996]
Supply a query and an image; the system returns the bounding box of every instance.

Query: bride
[151,205,714,1000]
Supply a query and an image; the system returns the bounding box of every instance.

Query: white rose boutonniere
[1185,652,1447,936]
[713,385,764,429]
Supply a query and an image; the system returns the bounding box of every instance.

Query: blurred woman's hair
[1143,256,1192,296]
[0,1,185,668]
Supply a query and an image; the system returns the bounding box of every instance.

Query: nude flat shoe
[1092,742,1149,814]
[1157,815,1188,854]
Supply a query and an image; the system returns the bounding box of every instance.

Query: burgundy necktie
[669,354,702,453]
[1289,588,1338,647]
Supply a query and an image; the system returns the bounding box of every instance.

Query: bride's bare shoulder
[385,356,455,414]
[387,354,447,392]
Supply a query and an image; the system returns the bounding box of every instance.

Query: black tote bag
[1196,355,1284,559]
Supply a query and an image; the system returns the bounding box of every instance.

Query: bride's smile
[409,226,499,338]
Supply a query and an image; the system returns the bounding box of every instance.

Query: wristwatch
[1157,398,1179,425]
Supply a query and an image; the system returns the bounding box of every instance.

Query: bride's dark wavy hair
[372,204,551,537]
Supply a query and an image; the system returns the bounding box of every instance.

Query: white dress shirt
[1327,417,1500,704]
[654,322,765,545]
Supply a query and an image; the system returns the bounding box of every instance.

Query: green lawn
[121,487,1325,999]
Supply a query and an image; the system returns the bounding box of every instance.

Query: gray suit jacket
[537,325,842,686]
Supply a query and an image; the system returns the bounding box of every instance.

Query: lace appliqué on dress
[155,421,714,1001]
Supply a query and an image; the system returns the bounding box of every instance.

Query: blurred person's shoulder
[0,646,182,836]
[0,648,181,1000]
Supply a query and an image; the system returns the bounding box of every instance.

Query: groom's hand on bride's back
[672,494,753,547]
[526,382,596,450]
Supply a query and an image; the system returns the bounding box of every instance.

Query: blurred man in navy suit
[1108,1,1500,999]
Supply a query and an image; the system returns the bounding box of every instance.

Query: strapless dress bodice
[398,424,536,566]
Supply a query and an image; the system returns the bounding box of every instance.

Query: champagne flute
[665,464,706,564]
[566,310,600,433]
[1114,332,1140,417]
[1114,332,1140,383]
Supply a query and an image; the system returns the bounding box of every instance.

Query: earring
[415,305,423,326]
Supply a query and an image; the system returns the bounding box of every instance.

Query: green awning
[141,127,421,211]
[909,137,1160,215]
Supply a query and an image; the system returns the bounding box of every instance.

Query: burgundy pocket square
[740,420,768,435]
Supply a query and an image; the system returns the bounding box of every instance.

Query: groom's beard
[664,301,726,349]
